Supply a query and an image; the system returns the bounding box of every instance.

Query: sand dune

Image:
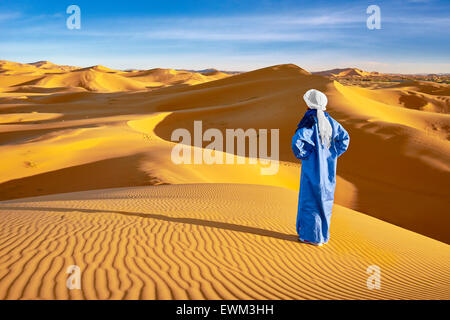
[1,63,449,242]
[337,82,449,113]
[0,60,78,76]
[0,61,231,93]
[0,60,43,76]
[28,60,79,73]
[0,112,62,124]
[0,184,448,300]
[28,69,148,92]
[313,67,377,77]
[0,61,449,300]
[313,68,450,92]
[124,68,230,87]
[76,65,123,74]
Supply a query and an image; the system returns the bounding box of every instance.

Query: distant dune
[0,60,231,92]
[0,60,78,75]
[26,68,148,92]
[313,68,377,77]
[0,60,449,300]
[313,67,450,86]
[123,68,230,87]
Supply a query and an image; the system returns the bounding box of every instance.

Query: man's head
[303,89,328,111]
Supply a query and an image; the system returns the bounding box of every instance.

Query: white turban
[303,89,333,148]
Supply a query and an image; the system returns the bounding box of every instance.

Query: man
[292,89,350,246]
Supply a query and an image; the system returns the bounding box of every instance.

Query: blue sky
[1,0,449,73]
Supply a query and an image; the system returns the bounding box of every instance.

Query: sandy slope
[0,184,448,300]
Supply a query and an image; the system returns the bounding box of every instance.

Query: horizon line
[2,59,449,76]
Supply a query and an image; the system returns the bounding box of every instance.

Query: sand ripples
[0,184,448,300]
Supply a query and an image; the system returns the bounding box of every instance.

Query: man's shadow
[0,206,299,242]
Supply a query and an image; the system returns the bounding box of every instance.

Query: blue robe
[291,109,350,244]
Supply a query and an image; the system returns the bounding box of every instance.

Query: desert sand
[1,184,449,300]
[0,60,449,299]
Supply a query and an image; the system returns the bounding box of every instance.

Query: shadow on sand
[0,205,300,243]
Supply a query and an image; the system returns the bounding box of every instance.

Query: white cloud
[0,12,21,22]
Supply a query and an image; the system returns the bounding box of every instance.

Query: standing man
[292,89,350,246]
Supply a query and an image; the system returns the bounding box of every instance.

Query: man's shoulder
[297,112,317,129]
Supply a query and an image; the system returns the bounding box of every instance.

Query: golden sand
[0,184,449,300]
